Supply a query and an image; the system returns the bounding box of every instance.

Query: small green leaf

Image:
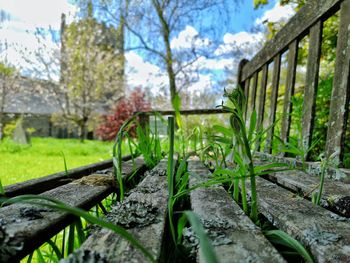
[184,211,219,263]
[264,230,314,263]
[0,179,4,196]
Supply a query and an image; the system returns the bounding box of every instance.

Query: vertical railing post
[247,72,258,123]
[139,111,150,136]
[301,20,322,159]
[237,59,249,114]
[265,54,281,153]
[280,40,298,155]
[255,64,268,151]
[325,0,350,165]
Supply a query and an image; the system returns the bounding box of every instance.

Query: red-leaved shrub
[96,88,151,141]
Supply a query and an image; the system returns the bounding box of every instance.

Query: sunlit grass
[0,137,117,186]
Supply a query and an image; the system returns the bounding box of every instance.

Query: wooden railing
[238,0,350,164]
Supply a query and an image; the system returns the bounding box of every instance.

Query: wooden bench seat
[3,155,135,197]
[62,159,170,263]
[188,159,286,263]
[0,158,145,263]
[245,176,350,263]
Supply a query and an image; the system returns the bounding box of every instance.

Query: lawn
[0,137,118,186]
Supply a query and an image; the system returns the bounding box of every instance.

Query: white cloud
[170,25,210,50]
[0,0,77,78]
[255,1,295,25]
[0,0,77,31]
[125,51,168,91]
[215,31,264,57]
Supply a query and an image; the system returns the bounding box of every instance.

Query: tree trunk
[152,0,177,106]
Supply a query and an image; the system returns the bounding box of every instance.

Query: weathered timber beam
[3,155,134,197]
[255,152,350,181]
[261,169,350,217]
[62,159,170,263]
[188,159,286,263]
[136,108,230,116]
[325,0,350,163]
[0,158,145,263]
[241,0,343,80]
[246,177,350,263]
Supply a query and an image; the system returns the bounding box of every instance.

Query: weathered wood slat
[257,166,350,217]
[251,71,258,111]
[137,109,230,116]
[246,177,350,263]
[188,159,286,263]
[0,159,145,263]
[244,77,251,118]
[280,40,298,150]
[63,159,169,263]
[265,54,281,153]
[255,151,350,181]
[3,155,134,197]
[247,72,258,122]
[241,0,342,80]
[256,64,268,131]
[301,20,322,156]
[325,0,350,163]
[237,59,249,87]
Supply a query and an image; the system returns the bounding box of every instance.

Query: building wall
[4,113,80,139]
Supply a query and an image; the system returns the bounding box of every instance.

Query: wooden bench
[0,157,146,262]
[2,0,350,262]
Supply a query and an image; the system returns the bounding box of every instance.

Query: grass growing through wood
[1,195,157,263]
[112,112,163,201]
[0,137,117,186]
[199,87,314,262]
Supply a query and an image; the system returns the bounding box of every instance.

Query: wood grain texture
[280,40,298,150]
[3,155,134,197]
[65,159,170,263]
[301,20,322,157]
[255,64,268,151]
[246,177,350,263]
[188,159,286,263]
[325,0,350,163]
[265,54,281,153]
[0,159,145,263]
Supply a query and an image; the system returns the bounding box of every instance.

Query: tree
[59,4,124,141]
[20,1,126,141]
[90,0,237,110]
[96,88,151,141]
[0,62,18,140]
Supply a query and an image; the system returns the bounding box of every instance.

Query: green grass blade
[36,249,46,263]
[1,195,156,263]
[264,230,314,263]
[176,213,188,244]
[167,116,176,245]
[26,252,34,263]
[0,179,4,195]
[213,125,233,137]
[184,211,219,263]
[248,110,257,142]
[46,239,63,259]
[67,223,75,255]
[75,219,86,246]
[60,151,69,177]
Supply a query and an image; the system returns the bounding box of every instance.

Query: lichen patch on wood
[188,159,286,263]
[68,159,170,263]
[246,177,350,263]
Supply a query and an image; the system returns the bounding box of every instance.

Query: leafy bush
[3,120,17,138]
[96,88,151,141]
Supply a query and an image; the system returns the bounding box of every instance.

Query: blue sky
[0,0,294,103]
